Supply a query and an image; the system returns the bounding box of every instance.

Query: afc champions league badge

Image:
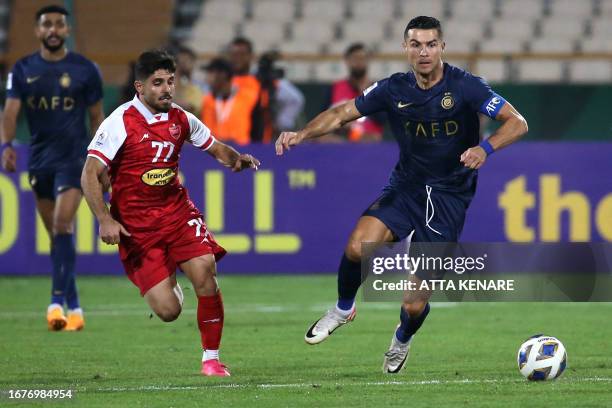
[169,123,181,139]
[59,72,71,88]
[441,92,455,110]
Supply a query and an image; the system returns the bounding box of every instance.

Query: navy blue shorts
[28,166,83,201]
[363,184,470,243]
[363,184,471,280]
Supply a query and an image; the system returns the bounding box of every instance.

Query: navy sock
[66,275,80,310]
[50,234,76,307]
[395,303,430,343]
[337,254,361,310]
[50,246,64,305]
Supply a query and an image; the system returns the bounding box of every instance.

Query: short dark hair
[203,57,233,78]
[404,16,443,39]
[35,5,69,22]
[230,37,254,53]
[344,42,366,58]
[134,50,176,81]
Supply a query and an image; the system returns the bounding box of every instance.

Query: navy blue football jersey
[6,51,103,171]
[355,63,506,198]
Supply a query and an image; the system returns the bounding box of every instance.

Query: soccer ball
[517,334,567,381]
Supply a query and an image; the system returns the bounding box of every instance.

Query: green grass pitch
[1,275,611,407]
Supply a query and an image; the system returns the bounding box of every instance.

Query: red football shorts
[118,212,226,296]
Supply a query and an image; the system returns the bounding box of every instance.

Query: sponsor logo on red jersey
[169,123,181,139]
[141,168,176,186]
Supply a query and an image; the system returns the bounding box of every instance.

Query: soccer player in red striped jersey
[81,50,259,377]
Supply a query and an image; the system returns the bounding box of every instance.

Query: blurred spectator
[256,51,304,142]
[173,46,204,115]
[200,58,261,145]
[227,37,304,143]
[329,43,384,142]
[227,37,261,98]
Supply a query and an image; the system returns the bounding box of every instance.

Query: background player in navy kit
[0,5,105,331]
[275,17,528,373]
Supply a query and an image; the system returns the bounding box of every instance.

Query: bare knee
[145,282,182,322]
[52,219,74,235]
[345,217,394,262]
[183,255,218,296]
[345,237,363,262]
[403,300,427,317]
[155,304,182,322]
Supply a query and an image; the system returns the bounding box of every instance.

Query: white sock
[47,303,63,313]
[335,304,355,318]
[203,349,219,361]
[68,308,83,315]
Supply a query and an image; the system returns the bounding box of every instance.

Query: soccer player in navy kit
[275,17,528,373]
[0,5,105,331]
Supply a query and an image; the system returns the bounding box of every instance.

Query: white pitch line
[0,302,458,319]
[93,377,612,393]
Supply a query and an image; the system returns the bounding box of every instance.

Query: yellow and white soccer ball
[517,335,567,381]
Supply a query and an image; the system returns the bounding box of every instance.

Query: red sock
[197,291,224,352]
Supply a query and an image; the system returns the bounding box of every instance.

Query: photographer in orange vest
[200,58,262,145]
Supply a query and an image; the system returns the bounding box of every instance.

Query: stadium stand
[568,59,612,82]
[516,59,566,82]
[171,0,609,83]
[4,0,173,84]
[1,0,610,84]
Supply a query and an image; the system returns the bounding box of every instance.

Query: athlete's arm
[88,100,105,138]
[460,102,528,170]
[275,99,363,155]
[0,97,21,172]
[81,157,130,245]
[207,141,260,172]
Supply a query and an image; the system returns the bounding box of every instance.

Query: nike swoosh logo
[397,101,413,109]
[305,323,319,339]
[202,318,221,323]
[27,76,41,84]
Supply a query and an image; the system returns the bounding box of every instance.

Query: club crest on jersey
[169,123,181,139]
[441,93,454,110]
[59,73,71,88]
[141,168,176,186]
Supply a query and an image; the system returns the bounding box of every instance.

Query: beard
[145,94,173,113]
[349,67,367,80]
[42,36,65,52]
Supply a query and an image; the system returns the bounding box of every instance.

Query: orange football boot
[64,311,85,331]
[47,305,67,331]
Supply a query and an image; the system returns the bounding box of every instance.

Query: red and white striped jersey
[87,95,215,232]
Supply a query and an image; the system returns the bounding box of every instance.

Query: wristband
[479,140,495,156]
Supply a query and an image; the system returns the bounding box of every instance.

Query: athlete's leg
[35,197,59,298]
[180,254,229,376]
[384,185,461,373]
[383,264,434,373]
[52,188,84,330]
[34,196,69,330]
[398,274,432,342]
[144,274,182,322]
[35,198,55,236]
[305,216,395,345]
[338,215,395,309]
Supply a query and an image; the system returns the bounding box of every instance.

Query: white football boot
[382,328,413,374]
[304,307,356,345]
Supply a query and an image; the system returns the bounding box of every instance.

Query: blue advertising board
[0,142,610,275]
